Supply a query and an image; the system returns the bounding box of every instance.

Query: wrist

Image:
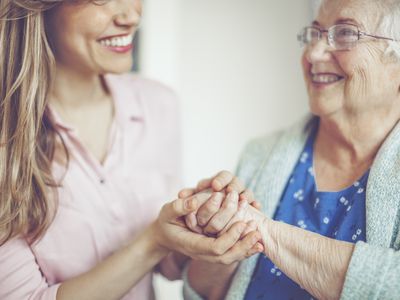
[142,222,170,260]
[258,217,278,257]
[187,260,238,299]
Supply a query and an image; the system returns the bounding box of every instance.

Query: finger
[180,191,214,229]
[226,177,245,194]
[178,188,196,199]
[196,192,224,226]
[188,191,214,209]
[241,220,257,238]
[239,189,256,204]
[255,242,264,252]
[246,242,265,257]
[204,191,239,235]
[238,198,249,211]
[185,213,203,234]
[217,199,250,237]
[211,170,234,191]
[209,221,247,256]
[179,222,246,262]
[251,201,262,211]
[216,231,262,264]
[162,197,198,222]
[195,178,213,192]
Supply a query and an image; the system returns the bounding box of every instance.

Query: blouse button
[130,116,143,122]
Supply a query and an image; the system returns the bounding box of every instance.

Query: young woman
[0,1,261,299]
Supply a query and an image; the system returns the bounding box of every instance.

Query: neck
[49,64,109,110]
[316,107,400,167]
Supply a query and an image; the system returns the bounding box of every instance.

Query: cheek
[337,52,375,95]
[49,5,111,55]
[301,53,311,80]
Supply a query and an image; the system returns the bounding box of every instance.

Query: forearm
[187,260,238,300]
[158,252,190,280]
[57,222,168,300]
[260,218,354,300]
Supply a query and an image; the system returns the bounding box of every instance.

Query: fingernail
[212,179,222,190]
[238,199,247,209]
[185,198,195,210]
[228,190,239,201]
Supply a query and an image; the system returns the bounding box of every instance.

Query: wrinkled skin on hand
[189,190,266,236]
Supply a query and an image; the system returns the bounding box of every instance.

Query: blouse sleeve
[0,238,60,300]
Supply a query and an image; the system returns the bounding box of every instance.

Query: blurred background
[137,0,313,298]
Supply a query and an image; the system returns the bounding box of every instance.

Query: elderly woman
[182,0,400,299]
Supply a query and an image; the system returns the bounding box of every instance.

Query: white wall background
[139,1,312,299]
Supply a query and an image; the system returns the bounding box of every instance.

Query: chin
[308,95,342,117]
[102,61,133,74]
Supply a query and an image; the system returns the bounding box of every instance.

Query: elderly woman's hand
[152,195,263,264]
[184,189,266,236]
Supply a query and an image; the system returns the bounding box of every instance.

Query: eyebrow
[312,18,361,27]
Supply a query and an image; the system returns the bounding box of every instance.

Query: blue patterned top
[244,129,368,300]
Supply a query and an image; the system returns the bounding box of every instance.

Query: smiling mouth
[98,34,134,48]
[312,73,344,84]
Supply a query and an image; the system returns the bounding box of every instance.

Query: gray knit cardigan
[183,116,400,300]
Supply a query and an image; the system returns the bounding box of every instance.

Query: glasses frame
[298,23,398,50]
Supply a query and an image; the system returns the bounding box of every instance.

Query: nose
[114,0,142,28]
[305,37,334,64]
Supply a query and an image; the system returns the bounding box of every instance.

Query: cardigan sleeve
[0,238,60,300]
[340,241,400,299]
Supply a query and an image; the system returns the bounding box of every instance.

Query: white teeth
[312,74,342,83]
[99,34,133,47]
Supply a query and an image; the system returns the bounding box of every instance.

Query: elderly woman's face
[302,0,400,118]
[46,0,142,75]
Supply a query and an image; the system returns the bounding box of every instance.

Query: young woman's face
[46,0,142,75]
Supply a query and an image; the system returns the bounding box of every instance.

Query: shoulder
[240,131,284,161]
[105,73,180,124]
[106,73,179,110]
[236,130,285,184]
[236,116,315,185]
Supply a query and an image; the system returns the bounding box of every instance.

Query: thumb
[164,197,198,220]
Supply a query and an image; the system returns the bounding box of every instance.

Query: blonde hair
[0,0,67,245]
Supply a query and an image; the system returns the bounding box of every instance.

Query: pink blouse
[0,74,182,300]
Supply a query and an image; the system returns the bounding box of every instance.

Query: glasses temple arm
[360,31,398,42]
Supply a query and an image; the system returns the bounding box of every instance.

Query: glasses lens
[330,24,359,50]
[298,27,320,47]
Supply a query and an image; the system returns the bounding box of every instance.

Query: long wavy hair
[0,0,68,245]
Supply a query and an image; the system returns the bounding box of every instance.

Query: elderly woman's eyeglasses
[297,23,397,50]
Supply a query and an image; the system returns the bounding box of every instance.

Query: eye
[338,28,357,37]
[93,0,112,5]
[335,26,358,37]
[334,25,359,43]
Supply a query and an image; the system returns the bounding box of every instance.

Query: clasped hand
[154,171,266,265]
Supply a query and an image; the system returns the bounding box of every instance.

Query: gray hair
[312,0,400,59]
